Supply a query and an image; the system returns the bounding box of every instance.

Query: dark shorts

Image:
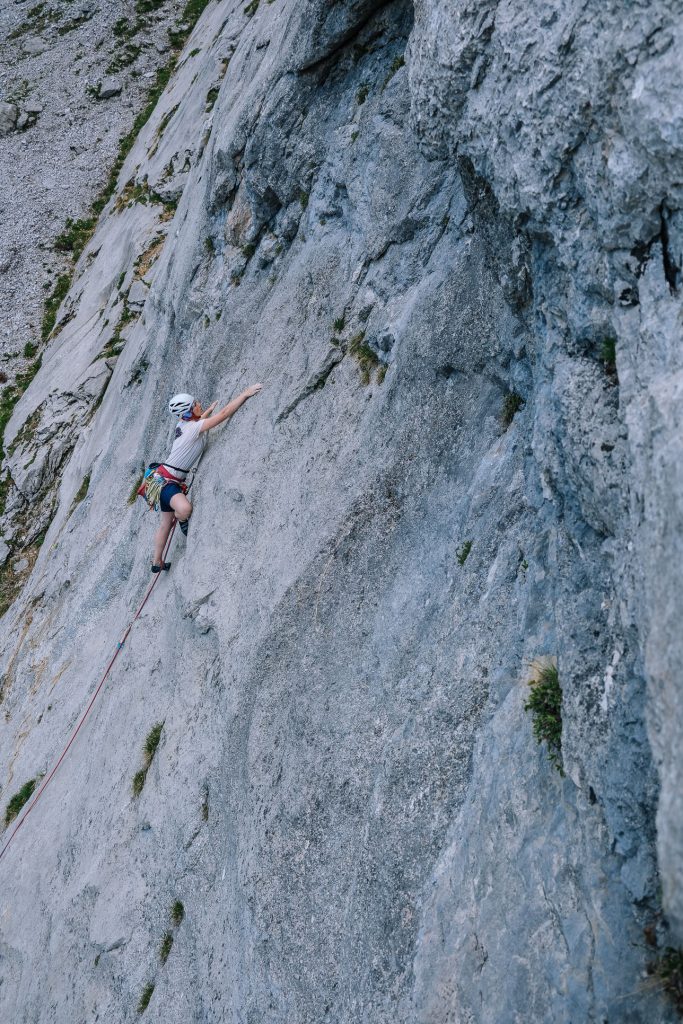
[160,482,184,512]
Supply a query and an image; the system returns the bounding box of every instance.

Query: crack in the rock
[297,0,397,75]
[276,351,344,423]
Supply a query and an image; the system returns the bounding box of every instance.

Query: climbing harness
[137,462,193,512]
[0,459,199,865]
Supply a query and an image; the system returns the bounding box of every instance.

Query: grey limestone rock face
[0,0,188,361]
[410,0,683,949]
[0,0,681,1022]
[0,100,18,136]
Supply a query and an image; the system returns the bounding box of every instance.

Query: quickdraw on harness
[137,462,189,511]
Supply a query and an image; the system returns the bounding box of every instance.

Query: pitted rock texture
[0,1,681,1022]
[411,0,683,947]
[0,0,185,361]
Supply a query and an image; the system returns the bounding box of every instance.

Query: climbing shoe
[151,562,171,574]
[179,519,189,537]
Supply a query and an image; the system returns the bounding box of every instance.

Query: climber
[151,384,262,572]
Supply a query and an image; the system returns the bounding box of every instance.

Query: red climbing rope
[0,522,178,864]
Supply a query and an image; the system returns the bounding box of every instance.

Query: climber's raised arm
[198,384,262,433]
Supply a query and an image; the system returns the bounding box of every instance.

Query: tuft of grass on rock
[171,900,185,926]
[383,53,405,88]
[524,660,563,774]
[4,778,37,826]
[74,473,91,506]
[333,316,345,332]
[137,982,155,1014]
[349,332,382,386]
[600,335,617,379]
[144,722,163,761]
[159,931,174,964]
[42,275,71,340]
[132,722,164,797]
[54,216,97,261]
[244,0,260,15]
[132,769,147,798]
[456,540,472,566]
[502,391,524,428]
[647,947,683,1014]
[356,83,369,105]
[0,357,43,473]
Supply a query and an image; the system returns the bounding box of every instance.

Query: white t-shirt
[163,418,206,479]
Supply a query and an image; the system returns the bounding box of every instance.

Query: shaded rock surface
[0,1,681,1022]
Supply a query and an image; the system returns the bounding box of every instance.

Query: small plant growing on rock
[244,0,259,14]
[600,335,617,379]
[42,274,71,340]
[383,53,405,88]
[132,722,164,797]
[456,540,472,566]
[132,769,147,798]
[4,778,37,826]
[145,722,163,760]
[356,83,369,105]
[171,900,185,926]
[333,316,345,332]
[646,947,683,1013]
[159,931,174,964]
[74,473,91,506]
[524,659,563,774]
[54,216,97,262]
[137,982,155,1014]
[0,358,42,469]
[349,332,381,385]
[502,391,524,428]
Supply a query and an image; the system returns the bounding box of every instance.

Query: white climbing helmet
[168,392,195,416]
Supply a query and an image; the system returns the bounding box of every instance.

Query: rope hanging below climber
[0,382,263,865]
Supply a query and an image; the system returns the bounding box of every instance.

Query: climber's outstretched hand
[199,384,263,433]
